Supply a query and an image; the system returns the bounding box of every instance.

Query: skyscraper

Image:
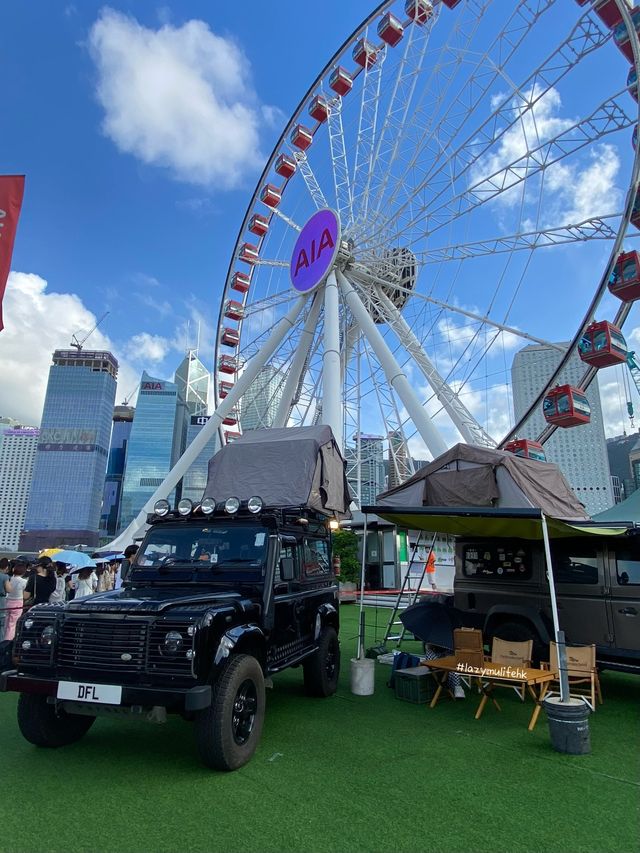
[345,434,385,506]
[0,420,39,550]
[100,405,135,538]
[181,415,220,504]
[117,372,180,532]
[511,343,613,515]
[20,349,118,549]
[240,365,284,432]
[173,350,210,487]
[387,430,412,490]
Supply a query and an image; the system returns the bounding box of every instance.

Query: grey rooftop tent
[376,442,588,521]
[203,425,352,518]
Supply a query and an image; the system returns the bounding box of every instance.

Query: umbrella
[399,599,466,650]
[39,548,62,557]
[51,550,96,568]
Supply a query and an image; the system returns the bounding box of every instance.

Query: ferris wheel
[113,0,640,546]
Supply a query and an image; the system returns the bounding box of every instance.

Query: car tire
[17,693,95,748]
[491,621,544,665]
[195,654,265,771]
[303,626,340,697]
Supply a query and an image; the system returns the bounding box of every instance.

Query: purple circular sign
[290,208,341,293]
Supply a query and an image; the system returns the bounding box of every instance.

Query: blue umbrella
[52,550,96,568]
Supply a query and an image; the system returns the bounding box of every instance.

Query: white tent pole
[358,512,369,660]
[273,291,322,427]
[336,270,448,459]
[323,270,343,449]
[541,511,570,703]
[103,295,309,552]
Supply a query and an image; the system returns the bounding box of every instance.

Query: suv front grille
[58,619,148,673]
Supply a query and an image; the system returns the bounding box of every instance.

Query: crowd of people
[0,546,138,642]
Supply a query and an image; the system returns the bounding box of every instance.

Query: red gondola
[405,0,433,23]
[309,95,330,123]
[239,243,259,265]
[353,38,377,68]
[543,385,591,427]
[609,250,640,301]
[613,8,640,62]
[504,439,547,462]
[593,0,627,28]
[578,321,627,367]
[218,355,238,375]
[260,184,281,208]
[231,272,251,294]
[290,125,313,151]
[224,430,241,443]
[628,66,638,101]
[224,300,245,321]
[248,213,269,237]
[221,328,240,348]
[329,67,353,96]
[222,410,239,427]
[275,153,297,178]
[218,381,233,399]
[442,0,462,7]
[378,12,404,47]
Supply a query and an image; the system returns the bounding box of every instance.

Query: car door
[271,539,303,663]
[606,542,640,653]
[548,539,613,648]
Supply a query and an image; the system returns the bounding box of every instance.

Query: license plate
[57,681,122,705]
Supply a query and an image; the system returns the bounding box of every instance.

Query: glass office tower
[20,350,118,550]
[117,372,180,531]
[100,404,135,538]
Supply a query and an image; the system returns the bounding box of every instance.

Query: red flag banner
[0,175,26,332]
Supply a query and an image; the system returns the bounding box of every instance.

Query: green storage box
[394,666,436,704]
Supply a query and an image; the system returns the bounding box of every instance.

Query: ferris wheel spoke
[362,11,614,248]
[242,289,297,317]
[402,216,621,263]
[364,89,633,254]
[371,283,496,448]
[349,44,386,229]
[327,96,354,223]
[269,206,302,232]
[293,151,329,210]
[250,258,290,268]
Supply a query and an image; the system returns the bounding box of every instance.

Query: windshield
[131,522,268,583]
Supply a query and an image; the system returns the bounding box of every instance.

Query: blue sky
[2,0,640,446]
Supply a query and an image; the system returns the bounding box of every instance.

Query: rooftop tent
[203,425,352,518]
[592,486,640,524]
[376,442,589,521]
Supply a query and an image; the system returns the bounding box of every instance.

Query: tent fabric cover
[592,485,640,523]
[377,443,588,520]
[204,425,352,518]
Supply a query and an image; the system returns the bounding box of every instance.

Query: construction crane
[623,351,640,428]
[70,311,109,351]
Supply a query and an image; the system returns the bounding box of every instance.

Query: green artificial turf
[1,605,638,853]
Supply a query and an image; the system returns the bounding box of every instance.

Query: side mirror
[280,557,295,582]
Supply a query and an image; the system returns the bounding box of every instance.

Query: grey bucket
[543,696,591,755]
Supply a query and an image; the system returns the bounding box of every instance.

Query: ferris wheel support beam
[323,270,343,449]
[337,269,447,459]
[273,291,323,428]
[371,285,497,449]
[107,295,309,551]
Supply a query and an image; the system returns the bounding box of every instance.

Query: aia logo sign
[290,209,341,293]
[142,382,163,390]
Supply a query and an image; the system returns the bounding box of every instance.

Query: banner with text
[0,175,26,332]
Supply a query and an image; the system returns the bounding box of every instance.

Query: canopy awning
[360,506,631,540]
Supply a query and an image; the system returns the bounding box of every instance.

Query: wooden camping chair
[488,637,533,701]
[453,627,485,669]
[542,642,603,711]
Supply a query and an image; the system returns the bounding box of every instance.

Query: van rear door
[606,543,640,653]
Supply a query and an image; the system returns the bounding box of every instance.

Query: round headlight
[24,618,34,630]
[247,496,263,514]
[163,631,183,655]
[154,499,170,517]
[40,625,55,647]
[178,499,193,516]
[201,497,216,515]
[224,496,240,514]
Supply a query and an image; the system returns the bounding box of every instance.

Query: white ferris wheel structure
[113,0,640,547]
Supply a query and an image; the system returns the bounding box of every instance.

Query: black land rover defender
[0,498,340,771]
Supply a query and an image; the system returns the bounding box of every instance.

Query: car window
[302,539,330,577]
[462,543,531,580]
[614,549,640,586]
[551,543,599,585]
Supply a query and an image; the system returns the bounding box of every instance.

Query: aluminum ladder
[382,531,437,647]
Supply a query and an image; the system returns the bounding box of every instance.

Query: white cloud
[0,271,159,425]
[89,8,278,187]
[124,332,171,363]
